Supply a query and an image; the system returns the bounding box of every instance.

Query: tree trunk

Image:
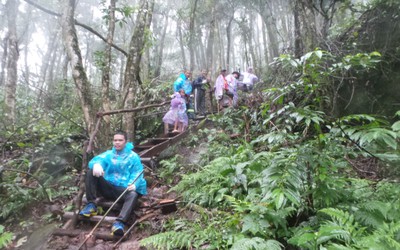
[206,2,216,74]
[298,0,318,51]
[154,12,168,78]
[188,0,199,71]
[100,0,117,146]
[38,28,60,105]
[293,0,303,58]
[0,37,7,87]
[259,3,280,59]
[60,0,95,135]
[177,19,187,70]
[261,21,269,65]
[122,0,154,141]
[248,15,258,70]
[226,16,233,70]
[4,0,19,129]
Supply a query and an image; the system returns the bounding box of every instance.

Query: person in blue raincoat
[173,70,192,95]
[79,131,147,236]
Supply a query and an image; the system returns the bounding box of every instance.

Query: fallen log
[63,212,117,223]
[52,228,116,241]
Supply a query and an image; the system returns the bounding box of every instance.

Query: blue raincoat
[173,73,192,95]
[88,142,147,195]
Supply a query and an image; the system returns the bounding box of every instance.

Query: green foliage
[100,0,137,28]
[141,231,194,250]
[158,156,182,184]
[231,237,283,250]
[288,180,400,249]
[0,94,83,221]
[209,108,246,135]
[141,208,238,249]
[269,49,382,115]
[334,114,400,171]
[0,225,13,249]
[143,46,395,249]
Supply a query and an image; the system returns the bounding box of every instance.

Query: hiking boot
[79,202,97,217]
[112,220,125,236]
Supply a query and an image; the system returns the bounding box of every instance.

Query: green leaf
[275,191,285,209]
[370,51,381,57]
[315,50,323,58]
[391,121,400,131]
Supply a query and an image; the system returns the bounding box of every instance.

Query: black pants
[85,169,139,223]
[194,88,206,115]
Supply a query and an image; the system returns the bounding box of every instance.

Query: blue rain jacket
[88,142,147,195]
[173,73,192,94]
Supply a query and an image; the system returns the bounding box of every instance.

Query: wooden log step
[81,198,123,210]
[140,157,157,163]
[63,212,117,223]
[148,138,169,144]
[52,228,117,240]
[135,145,153,149]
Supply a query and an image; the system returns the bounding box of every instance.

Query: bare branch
[23,0,128,56]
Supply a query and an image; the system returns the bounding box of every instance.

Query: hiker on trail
[173,70,192,95]
[215,69,233,110]
[173,70,192,116]
[79,131,147,236]
[192,69,210,117]
[241,67,258,91]
[225,71,240,107]
[162,89,188,133]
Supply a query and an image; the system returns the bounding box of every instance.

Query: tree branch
[96,101,169,117]
[23,0,128,56]
[86,101,170,153]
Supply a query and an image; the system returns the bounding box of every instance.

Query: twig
[86,118,102,153]
[337,118,381,160]
[72,140,89,228]
[344,156,376,176]
[344,82,355,110]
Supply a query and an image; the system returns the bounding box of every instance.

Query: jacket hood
[179,73,186,80]
[112,142,134,153]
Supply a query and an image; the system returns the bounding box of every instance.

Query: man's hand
[127,184,136,191]
[92,163,104,177]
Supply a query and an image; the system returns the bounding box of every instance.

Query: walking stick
[77,170,144,249]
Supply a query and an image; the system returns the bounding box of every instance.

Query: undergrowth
[141,47,400,249]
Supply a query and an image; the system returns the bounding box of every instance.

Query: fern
[353,201,391,229]
[140,231,193,250]
[0,225,13,249]
[319,208,356,228]
[140,209,237,249]
[337,114,399,151]
[354,222,400,250]
[231,237,283,250]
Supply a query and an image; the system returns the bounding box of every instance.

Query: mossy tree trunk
[60,0,95,135]
[99,0,117,146]
[122,0,154,141]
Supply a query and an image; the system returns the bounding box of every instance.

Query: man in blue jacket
[79,131,147,236]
